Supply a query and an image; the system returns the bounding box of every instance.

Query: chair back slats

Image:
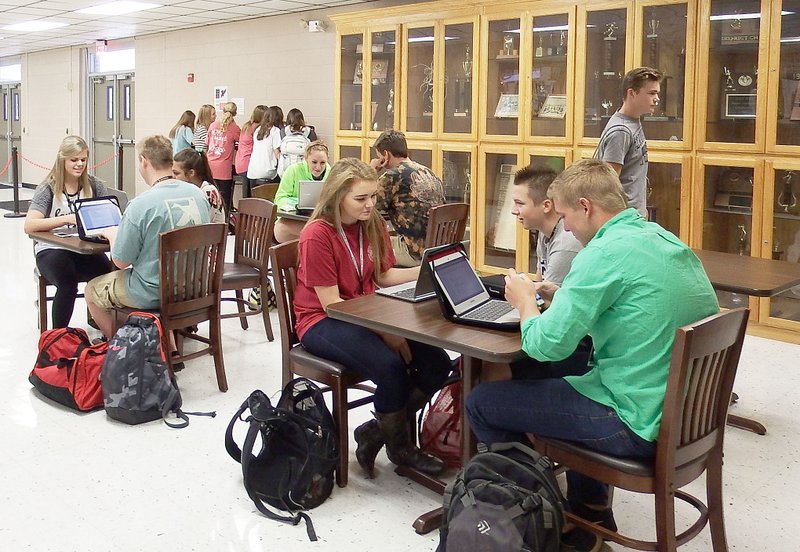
[159,223,227,315]
[270,240,301,349]
[423,202,469,249]
[659,308,749,470]
[234,198,277,270]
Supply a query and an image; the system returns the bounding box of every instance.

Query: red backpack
[29,327,107,412]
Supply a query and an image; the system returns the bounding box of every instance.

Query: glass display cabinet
[696,155,763,309]
[764,161,800,323]
[638,1,692,145]
[335,139,366,162]
[482,16,522,139]
[442,20,477,137]
[407,144,434,170]
[404,24,436,135]
[440,145,475,245]
[699,0,767,148]
[339,33,365,133]
[478,147,524,272]
[366,29,398,135]
[768,1,800,151]
[645,153,687,238]
[582,6,629,140]
[529,10,573,141]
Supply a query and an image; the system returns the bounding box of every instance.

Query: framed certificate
[538,95,567,119]
[494,93,519,118]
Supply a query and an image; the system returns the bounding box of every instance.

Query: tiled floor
[2,186,797,551]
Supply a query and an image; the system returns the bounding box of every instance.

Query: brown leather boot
[354,418,383,478]
[377,409,445,475]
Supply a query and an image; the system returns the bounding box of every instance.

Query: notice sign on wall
[214,85,228,110]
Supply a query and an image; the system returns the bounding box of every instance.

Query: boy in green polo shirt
[466,159,719,552]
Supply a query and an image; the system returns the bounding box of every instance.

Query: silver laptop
[297,180,324,214]
[430,248,520,330]
[75,196,122,241]
[376,247,440,302]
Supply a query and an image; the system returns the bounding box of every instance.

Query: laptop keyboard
[465,300,514,321]
[390,287,416,300]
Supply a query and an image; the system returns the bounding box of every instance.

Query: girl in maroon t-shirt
[295,158,451,478]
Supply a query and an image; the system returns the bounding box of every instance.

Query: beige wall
[16,0,414,192]
[20,46,84,186]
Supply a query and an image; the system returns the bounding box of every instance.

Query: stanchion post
[3,146,26,218]
[116,142,124,191]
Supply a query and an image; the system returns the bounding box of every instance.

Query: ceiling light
[77,1,161,16]
[2,21,68,32]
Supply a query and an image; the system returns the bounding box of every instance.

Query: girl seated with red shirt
[294,158,451,478]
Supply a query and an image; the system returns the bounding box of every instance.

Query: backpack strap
[241,416,318,541]
[593,123,634,159]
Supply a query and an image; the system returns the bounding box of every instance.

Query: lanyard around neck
[338,225,364,284]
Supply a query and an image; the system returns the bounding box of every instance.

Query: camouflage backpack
[100,312,214,428]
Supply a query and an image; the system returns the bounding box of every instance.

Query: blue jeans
[466,377,656,505]
[301,317,452,413]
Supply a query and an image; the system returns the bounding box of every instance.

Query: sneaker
[560,527,602,552]
[266,287,277,310]
[247,288,261,311]
[569,501,617,533]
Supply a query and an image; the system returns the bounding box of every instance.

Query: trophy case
[763,161,800,323]
[338,33,365,133]
[404,24,436,135]
[637,1,693,145]
[366,29,398,135]
[335,138,366,162]
[442,20,478,138]
[440,144,476,240]
[581,5,629,140]
[768,0,800,150]
[478,147,524,272]
[698,0,768,148]
[482,15,522,140]
[528,10,573,142]
[645,153,689,237]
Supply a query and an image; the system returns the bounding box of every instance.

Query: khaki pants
[391,235,420,268]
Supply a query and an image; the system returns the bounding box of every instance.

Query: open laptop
[375,245,451,302]
[74,196,122,243]
[428,246,520,331]
[296,180,324,215]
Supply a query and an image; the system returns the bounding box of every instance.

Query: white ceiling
[0,0,381,58]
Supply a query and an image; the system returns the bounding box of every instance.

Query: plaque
[720,16,759,45]
[539,95,567,119]
[371,60,388,83]
[603,22,618,76]
[721,71,757,119]
[494,93,519,118]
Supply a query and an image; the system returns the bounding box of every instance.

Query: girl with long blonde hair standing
[192,104,216,153]
[206,101,240,221]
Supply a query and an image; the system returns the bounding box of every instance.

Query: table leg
[408,356,483,535]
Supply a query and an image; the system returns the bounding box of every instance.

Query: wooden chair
[527,307,750,552]
[269,240,375,487]
[423,202,469,249]
[251,183,279,202]
[220,198,277,342]
[112,223,228,391]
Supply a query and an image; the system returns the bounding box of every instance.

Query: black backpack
[437,442,565,552]
[101,312,215,428]
[224,378,338,541]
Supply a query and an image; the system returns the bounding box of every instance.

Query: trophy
[546,33,555,56]
[723,66,735,91]
[601,98,613,117]
[556,30,566,56]
[646,19,659,67]
[603,22,618,76]
[778,171,798,213]
[501,34,515,56]
[462,46,472,114]
[386,88,394,115]
[737,224,748,256]
[454,78,462,114]
[535,36,543,58]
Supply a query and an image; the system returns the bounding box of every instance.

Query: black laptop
[74,196,122,243]
[427,243,520,331]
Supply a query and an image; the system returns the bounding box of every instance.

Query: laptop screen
[297,180,324,210]
[77,198,122,236]
[432,252,487,310]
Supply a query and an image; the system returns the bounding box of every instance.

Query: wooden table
[29,229,110,255]
[694,249,800,435]
[327,294,524,533]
